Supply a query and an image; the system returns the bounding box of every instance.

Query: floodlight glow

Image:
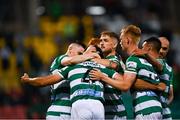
[86,6,106,15]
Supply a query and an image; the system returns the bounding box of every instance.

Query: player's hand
[89,68,104,80]
[132,49,148,57]
[21,73,30,83]
[90,53,101,59]
[91,58,100,63]
[157,82,166,91]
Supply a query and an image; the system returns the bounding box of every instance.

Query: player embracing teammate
[21,25,174,120]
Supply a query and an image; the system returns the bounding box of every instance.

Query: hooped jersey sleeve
[125,55,139,74]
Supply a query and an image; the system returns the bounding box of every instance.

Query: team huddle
[21,25,174,120]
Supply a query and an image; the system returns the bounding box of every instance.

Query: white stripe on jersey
[134,91,157,99]
[124,70,137,74]
[138,69,158,80]
[47,105,71,113]
[105,104,126,112]
[68,68,87,78]
[70,78,84,88]
[135,100,162,112]
[163,108,171,114]
[139,58,152,66]
[159,74,170,81]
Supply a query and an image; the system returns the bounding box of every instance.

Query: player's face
[71,46,85,56]
[99,35,115,53]
[120,32,128,51]
[159,38,169,58]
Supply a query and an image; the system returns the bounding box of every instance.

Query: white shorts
[71,99,104,120]
[135,112,162,120]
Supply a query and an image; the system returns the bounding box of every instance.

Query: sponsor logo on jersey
[126,61,137,68]
[79,61,105,68]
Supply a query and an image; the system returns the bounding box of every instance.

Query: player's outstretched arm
[21,73,62,87]
[133,79,166,91]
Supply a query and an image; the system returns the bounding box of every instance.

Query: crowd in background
[0,0,180,119]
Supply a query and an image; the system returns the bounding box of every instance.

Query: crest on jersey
[126,61,137,68]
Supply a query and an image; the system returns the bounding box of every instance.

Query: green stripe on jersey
[163,114,172,119]
[52,99,71,106]
[105,111,127,117]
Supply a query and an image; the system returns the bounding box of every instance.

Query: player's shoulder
[106,55,118,61]
[126,55,140,62]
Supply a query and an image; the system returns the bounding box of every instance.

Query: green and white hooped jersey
[55,61,117,104]
[125,55,162,116]
[105,55,127,119]
[47,54,71,117]
[158,59,173,119]
[50,54,70,101]
[106,55,125,74]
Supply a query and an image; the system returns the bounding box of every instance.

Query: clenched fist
[21,73,30,83]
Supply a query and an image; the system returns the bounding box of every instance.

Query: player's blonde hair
[121,25,141,44]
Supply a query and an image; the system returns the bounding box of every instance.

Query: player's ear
[127,37,130,45]
[113,43,118,49]
[147,44,152,51]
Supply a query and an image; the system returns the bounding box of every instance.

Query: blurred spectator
[0,46,11,70]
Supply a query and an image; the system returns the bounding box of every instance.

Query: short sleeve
[53,66,70,79]
[101,67,117,78]
[125,56,139,74]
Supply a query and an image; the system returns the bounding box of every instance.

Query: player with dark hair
[21,45,120,119]
[46,42,100,119]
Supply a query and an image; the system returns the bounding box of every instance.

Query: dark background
[0,0,180,119]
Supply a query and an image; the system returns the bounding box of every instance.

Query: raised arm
[21,73,62,87]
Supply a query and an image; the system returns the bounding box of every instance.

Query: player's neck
[150,52,159,59]
[104,50,116,57]
[127,46,138,55]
